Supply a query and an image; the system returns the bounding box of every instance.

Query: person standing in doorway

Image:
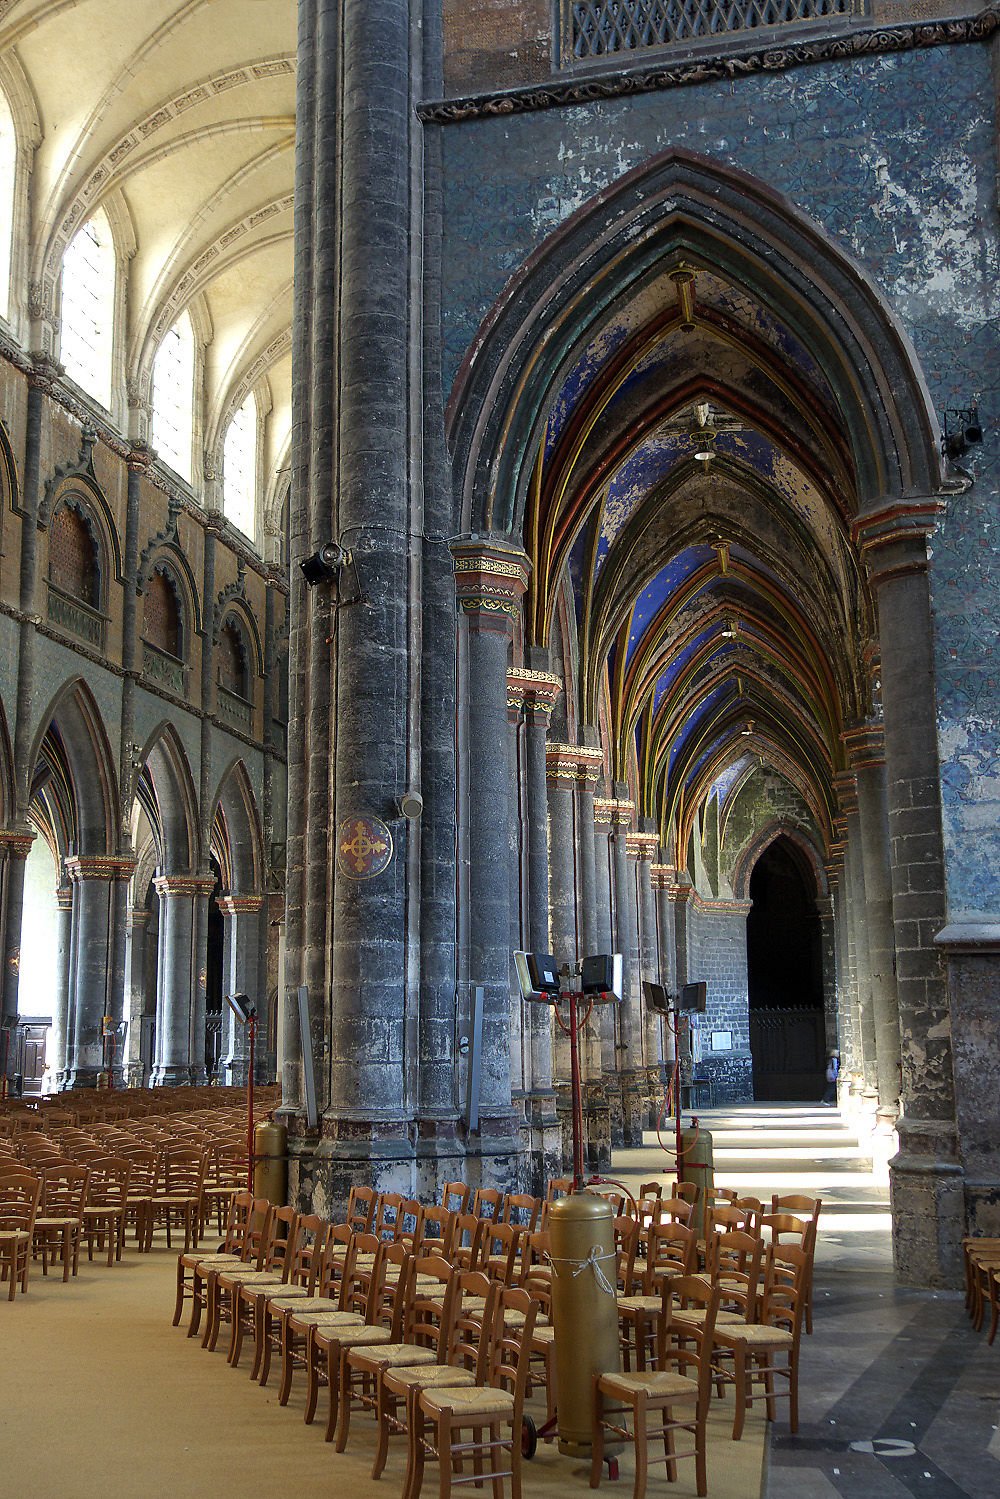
[823,1050,840,1105]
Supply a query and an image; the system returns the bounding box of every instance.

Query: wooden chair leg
[632,1397,648,1499]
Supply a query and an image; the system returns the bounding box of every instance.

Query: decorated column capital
[66,854,137,883]
[628,831,660,862]
[450,538,530,634]
[832,769,858,819]
[506,674,526,724]
[508,668,561,726]
[0,828,37,860]
[650,862,674,890]
[153,874,217,900]
[851,495,947,587]
[668,881,693,906]
[609,798,635,832]
[842,720,886,770]
[545,742,604,789]
[216,893,264,917]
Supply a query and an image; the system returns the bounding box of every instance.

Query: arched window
[49,500,100,608]
[217,619,248,699]
[143,567,183,659]
[60,211,115,408]
[0,89,15,322]
[152,314,195,482]
[223,394,256,541]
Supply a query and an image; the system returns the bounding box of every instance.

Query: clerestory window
[60,211,115,408]
[152,314,195,483]
[223,394,257,543]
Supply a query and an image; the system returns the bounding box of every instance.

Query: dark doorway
[746,837,825,1100]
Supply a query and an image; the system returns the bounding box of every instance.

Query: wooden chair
[336,1253,455,1451]
[411,1284,538,1499]
[146,1144,206,1252]
[449,1213,485,1272]
[173,1191,270,1334]
[202,1203,297,1352]
[278,1231,375,1405]
[769,1195,820,1331]
[81,1156,132,1266]
[307,1242,405,1438]
[0,1171,41,1300]
[592,1276,721,1499]
[711,1244,809,1439]
[33,1163,90,1281]
[374,1192,404,1241]
[233,1211,328,1375]
[416,1206,455,1257]
[199,1140,246,1237]
[346,1184,378,1232]
[618,1221,698,1372]
[380,1273,499,1499]
[480,1221,525,1286]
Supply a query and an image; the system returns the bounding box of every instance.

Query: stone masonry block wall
[687,898,753,1102]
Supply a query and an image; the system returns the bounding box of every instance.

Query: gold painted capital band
[0,828,37,859]
[216,894,264,916]
[337,816,393,880]
[152,874,216,898]
[842,722,886,769]
[545,742,604,786]
[68,854,138,882]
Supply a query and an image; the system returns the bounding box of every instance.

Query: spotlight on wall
[943,407,983,460]
[397,791,424,820]
[299,542,345,586]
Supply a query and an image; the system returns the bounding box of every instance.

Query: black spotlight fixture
[299,542,344,586]
[943,407,984,460]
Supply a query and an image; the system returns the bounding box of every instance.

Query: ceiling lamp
[740,720,754,736]
[721,617,737,638]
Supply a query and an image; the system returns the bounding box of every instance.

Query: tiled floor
[610,1104,1000,1498]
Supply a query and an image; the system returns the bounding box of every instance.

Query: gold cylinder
[678,1126,714,1240]
[549,1191,620,1458]
[253,1119,287,1205]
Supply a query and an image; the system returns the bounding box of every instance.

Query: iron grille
[570,0,855,61]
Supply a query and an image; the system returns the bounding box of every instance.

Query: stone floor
[611,1103,1000,1498]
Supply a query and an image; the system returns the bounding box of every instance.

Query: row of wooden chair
[175,1196,544,1499]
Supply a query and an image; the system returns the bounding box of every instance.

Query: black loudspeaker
[680,981,707,1013]
[582,953,623,999]
[642,980,672,1014]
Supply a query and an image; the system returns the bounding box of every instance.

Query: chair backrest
[417,1206,455,1257]
[481,1221,524,1286]
[84,1156,132,1206]
[374,1191,403,1241]
[346,1184,377,1232]
[502,1192,540,1232]
[472,1186,504,1222]
[489,1285,538,1420]
[638,1180,662,1202]
[163,1145,206,1194]
[708,1229,763,1321]
[342,1231,382,1315]
[408,1253,455,1350]
[288,1212,327,1290]
[731,1196,763,1234]
[661,1274,721,1403]
[440,1180,470,1214]
[771,1193,821,1228]
[450,1271,499,1380]
[520,1233,552,1315]
[451,1212,485,1268]
[395,1198,424,1247]
[380,1242,413,1338]
[0,1171,41,1231]
[263,1204,299,1278]
[760,1243,809,1339]
[612,1216,640,1291]
[644,1220,698,1290]
[655,1195,697,1228]
[760,1212,810,1246]
[40,1163,91,1217]
[545,1177,572,1203]
[672,1179,699,1206]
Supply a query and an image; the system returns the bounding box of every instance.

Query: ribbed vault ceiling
[2,0,295,477]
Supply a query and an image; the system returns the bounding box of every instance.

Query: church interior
[0,0,999,1339]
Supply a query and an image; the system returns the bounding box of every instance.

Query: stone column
[513,673,562,1185]
[124,906,149,1086]
[0,831,34,1033]
[612,798,643,1146]
[452,540,531,1185]
[592,797,620,1143]
[635,829,664,1104]
[845,721,902,1127]
[575,739,609,1170]
[815,894,839,1057]
[151,875,210,1085]
[652,864,677,1070]
[834,771,879,1119]
[855,498,962,1286]
[48,885,73,1088]
[505,676,526,1101]
[218,894,264,1085]
[63,856,123,1087]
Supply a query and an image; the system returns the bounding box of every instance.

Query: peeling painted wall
[438,42,1000,920]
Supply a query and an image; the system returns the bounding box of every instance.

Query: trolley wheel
[521,1415,537,1460]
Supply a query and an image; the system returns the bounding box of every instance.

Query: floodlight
[226,992,255,1024]
[642,981,673,1015]
[582,953,623,1002]
[679,981,707,1013]
[513,952,561,1001]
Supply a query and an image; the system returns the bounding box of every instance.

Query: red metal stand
[553,988,594,1190]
